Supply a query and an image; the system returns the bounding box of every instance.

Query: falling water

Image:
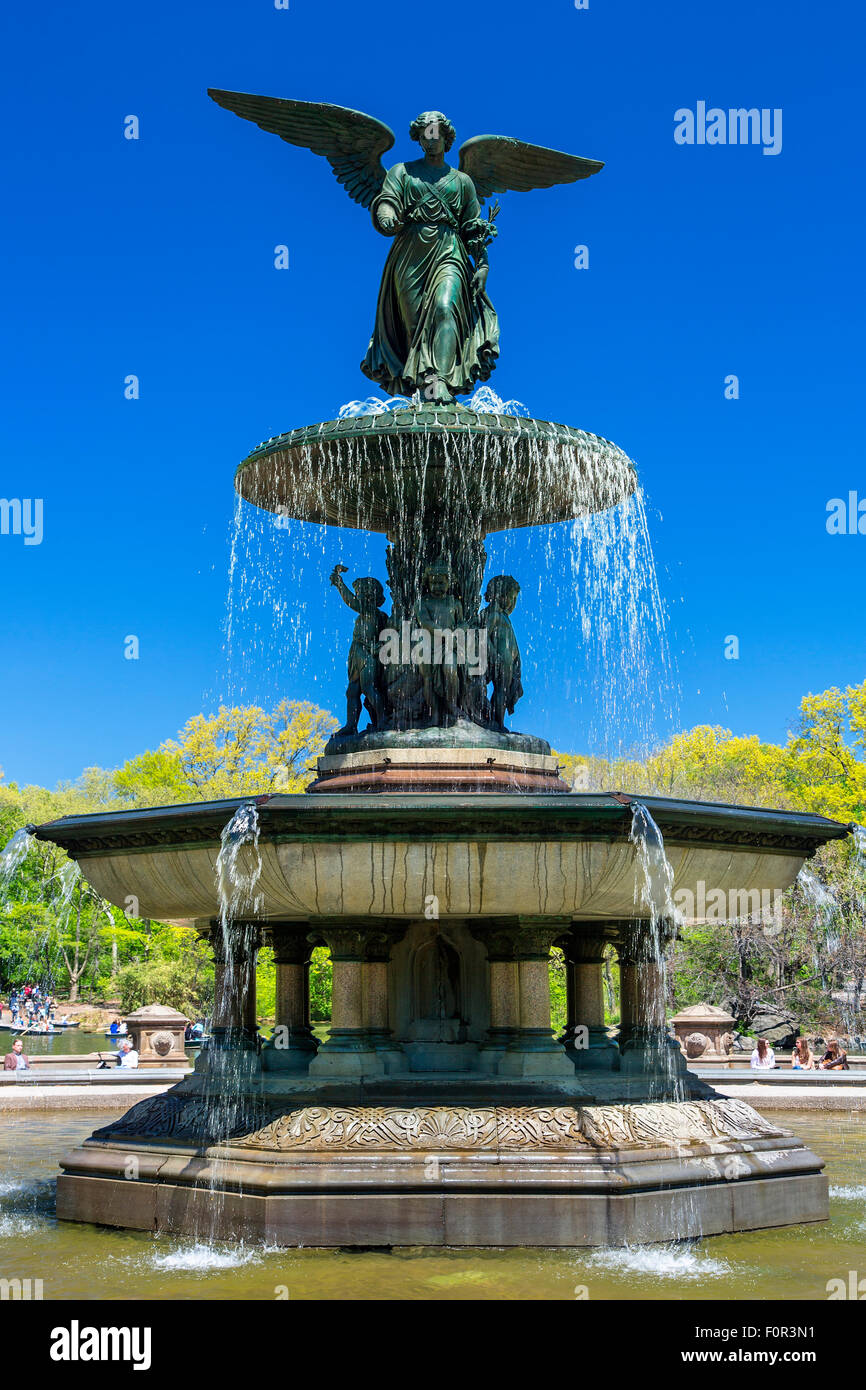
[187,801,266,1251]
[628,802,685,1102]
[216,801,263,936]
[215,387,676,762]
[0,828,92,997]
[0,828,35,898]
[207,799,263,1101]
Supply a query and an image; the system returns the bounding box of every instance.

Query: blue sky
[1,0,863,786]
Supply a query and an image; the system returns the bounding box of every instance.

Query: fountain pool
[2,1106,864,1300]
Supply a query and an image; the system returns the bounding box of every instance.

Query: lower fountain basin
[31,792,851,924]
[56,1097,828,1248]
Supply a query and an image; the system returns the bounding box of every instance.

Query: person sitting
[750,1037,776,1069]
[819,1039,849,1070]
[108,1018,119,1036]
[4,1039,30,1071]
[117,1038,139,1069]
[117,1020,128,1036]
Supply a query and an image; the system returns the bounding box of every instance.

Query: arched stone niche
[389,920,489,1072]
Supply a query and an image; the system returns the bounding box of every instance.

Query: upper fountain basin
[234,406,638,534]
[31,793,850,925]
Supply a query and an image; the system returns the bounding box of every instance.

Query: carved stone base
[57,1097,828,1248]
[309,744,569,794]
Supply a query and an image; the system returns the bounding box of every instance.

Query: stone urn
[671,1003,737,1062]
[123,1004,190,1069]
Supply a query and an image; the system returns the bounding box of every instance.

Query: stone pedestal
[671,1003,737,1061]
[309,743,570,794]
[122,1004,190,1069]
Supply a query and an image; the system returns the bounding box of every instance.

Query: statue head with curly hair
[409,111,456,157]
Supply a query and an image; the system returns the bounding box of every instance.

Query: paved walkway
[0,1083,173,1110]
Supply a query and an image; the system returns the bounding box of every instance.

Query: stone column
[470,924,520,1069]
[472,919,575,1076]
[308,923,406,1076]
[615,919,685,1083]
[560,927,619,1070]
[362,926,408,1073]
[261,924,318,1073]
[208,921,260,1050]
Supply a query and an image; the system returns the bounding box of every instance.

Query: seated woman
[819,1039,849,1070]
[791,1037,815,1070]
[750,1037,776,1069]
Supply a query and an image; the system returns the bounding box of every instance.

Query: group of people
[750,1036,850,1070]
[4,984,66,1030]
[4,1035,140,1070]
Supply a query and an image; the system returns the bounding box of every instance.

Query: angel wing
[458,134,603,203]
[207,90,395,210]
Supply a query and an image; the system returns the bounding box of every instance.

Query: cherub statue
[329,565,388,736]
[209,91,603,403]
[480,575,523,729]
[413,560,463,723]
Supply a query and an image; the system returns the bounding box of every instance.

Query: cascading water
[0,827,36,895]
[0,828,94,1004]
[628,801,685,1102]
[215,387,677,763]
[626,801,712,1243]
[206,801,264,1103]
[186,801,267,1252]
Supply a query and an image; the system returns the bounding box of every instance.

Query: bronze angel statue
[209,91,603,404]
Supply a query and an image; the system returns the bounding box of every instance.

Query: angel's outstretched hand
[376,202,400,232]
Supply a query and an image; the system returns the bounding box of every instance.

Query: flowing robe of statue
[361,163,500,399]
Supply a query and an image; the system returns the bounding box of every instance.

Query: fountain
[29,91,854,1247]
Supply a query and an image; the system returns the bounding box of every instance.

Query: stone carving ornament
[148,1030,175,1057]
[236,1098,781,1153]
[92,1093,783,1152]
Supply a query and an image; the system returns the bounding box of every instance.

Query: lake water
[0,1108,863,1300]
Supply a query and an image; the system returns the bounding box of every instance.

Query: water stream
[628,801,685,1102]
[191,802,266,1244]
